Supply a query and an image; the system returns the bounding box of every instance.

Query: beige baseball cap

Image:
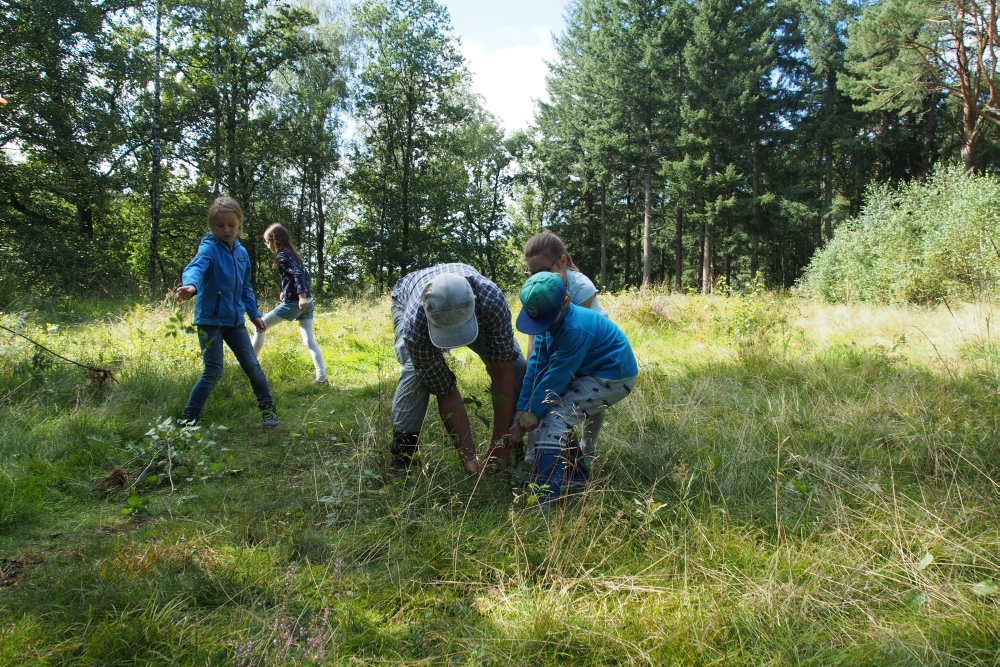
[422,273,478,348]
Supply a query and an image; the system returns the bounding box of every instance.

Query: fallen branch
[0,323,119,391]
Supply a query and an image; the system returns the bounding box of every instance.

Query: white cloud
[459,31,557,132]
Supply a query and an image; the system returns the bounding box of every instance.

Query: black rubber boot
[390,431,420,470]
[178,410,200,427]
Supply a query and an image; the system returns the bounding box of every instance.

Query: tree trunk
[697,224,704,292]
[961,101,978,170]
[922,90,938,178]
[823,140,833,243]
[823,69,835,243]
[950,2,980,172]
[750,138,760,279]
[625,177,632,287]
[724,197,731,289]
[213,0,222,196]
[675,205,683,292]
[600,181,607,288]
[314,172,326,297]
[295,166,308,242]
[487,164,504,280]
[637,213,642,288]
[702,221,712,295]
[643,130,652,288]
[400,103,415,275]
[78,202,94,238]
[148,0,163,291]
[225,81,238,200]
[703,149,714,294]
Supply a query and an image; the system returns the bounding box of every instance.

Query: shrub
[714,275,790,357]
[800,164,1000,304]
[125,418,238,488]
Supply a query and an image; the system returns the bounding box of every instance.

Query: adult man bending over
[390,263,526,473]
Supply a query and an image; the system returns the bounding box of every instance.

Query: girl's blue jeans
[181,324,274,421]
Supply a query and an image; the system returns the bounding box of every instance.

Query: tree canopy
[1,0,997,299]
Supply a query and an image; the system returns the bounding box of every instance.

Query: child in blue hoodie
[509,272,638,501]
[175,197,278,428]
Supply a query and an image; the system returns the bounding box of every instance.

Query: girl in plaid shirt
[252,223,328,383]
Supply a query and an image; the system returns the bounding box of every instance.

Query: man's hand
[485,435,512,469]
[252,317,267,333]
[175,285,196,302]
[437,389,480,475]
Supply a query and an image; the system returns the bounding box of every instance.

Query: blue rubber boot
[564,438,590,490]
[531,443,567,505]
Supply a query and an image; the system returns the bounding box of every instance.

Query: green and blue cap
[516,272,568,335]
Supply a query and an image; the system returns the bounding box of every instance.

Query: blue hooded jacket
[517,303,638,420]
[182,233,263,327]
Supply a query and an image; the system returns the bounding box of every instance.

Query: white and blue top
[565,269,607,317]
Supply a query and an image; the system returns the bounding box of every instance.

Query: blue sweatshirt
[517,303,638,419]
[181,233,263,327]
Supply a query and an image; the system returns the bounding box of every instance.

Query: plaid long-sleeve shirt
[392,263,519,396]
[275,249,311,301]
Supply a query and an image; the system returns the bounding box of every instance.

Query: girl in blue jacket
[175,197,278,428]
[509,272,638,501]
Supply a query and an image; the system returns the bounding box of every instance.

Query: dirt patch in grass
[1,558,25,585]
[98,516,150,537]
[0,554,44,586]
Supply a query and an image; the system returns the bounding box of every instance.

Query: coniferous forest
[4,0,1000,299]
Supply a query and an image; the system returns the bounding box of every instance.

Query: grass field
[1,289,999,665]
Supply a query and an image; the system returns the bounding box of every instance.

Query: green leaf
[123,494,148,515]
[972,581,998,597]
[916,552,934,570]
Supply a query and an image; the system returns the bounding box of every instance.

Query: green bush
[801,164,1000,304]
[125,418,238,487]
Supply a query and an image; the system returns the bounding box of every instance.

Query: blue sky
[440,0,568,132]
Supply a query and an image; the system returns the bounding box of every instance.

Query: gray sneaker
[261,407,279,428]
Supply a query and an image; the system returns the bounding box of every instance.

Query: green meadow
[1,290,999,665]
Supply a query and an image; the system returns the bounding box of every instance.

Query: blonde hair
[524,231,579,274]
[207,196,244,230]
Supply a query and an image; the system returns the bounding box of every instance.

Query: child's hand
[175,285,196,302]
[252,317,267,333]
[509,422,525,446]
[298,294,309,311]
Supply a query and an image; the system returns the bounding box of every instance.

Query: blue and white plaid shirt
[392,263,518,396]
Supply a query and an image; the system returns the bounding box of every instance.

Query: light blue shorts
[268,298,314,322]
